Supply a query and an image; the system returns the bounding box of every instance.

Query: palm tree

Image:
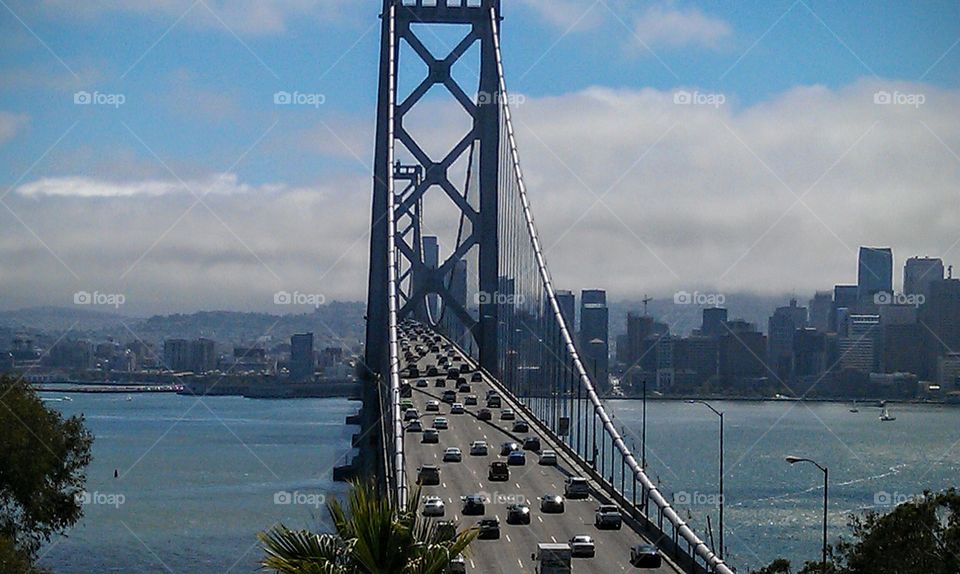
[260,481,477,574]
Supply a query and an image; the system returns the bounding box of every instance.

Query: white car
[539,450,558,466]
[569,535,596,558]
[443,447,462,462]
[423,496,445,517]
[433,417,449,430]
[425,400,440,412]
[470,441,488,456]
[500,408,515,420]
[450,402,465,414]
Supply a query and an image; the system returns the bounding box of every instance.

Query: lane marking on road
[551,536,557,543]
[517,559,524,569]
[505,534,511,543]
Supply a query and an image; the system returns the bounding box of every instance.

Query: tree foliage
[0,375,93,571]
[751,489,960,574]
[260,481,477,574]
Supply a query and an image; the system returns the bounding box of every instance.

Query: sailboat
[879,406,896,421]
[849,400,859,413]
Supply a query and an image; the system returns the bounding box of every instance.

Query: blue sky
[1,1,959,313]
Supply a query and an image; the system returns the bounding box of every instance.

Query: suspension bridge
[336,2,735,572]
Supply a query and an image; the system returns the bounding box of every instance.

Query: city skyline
[2,2,959,314]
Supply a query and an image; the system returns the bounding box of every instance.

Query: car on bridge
[461,494,485,515]
[569,535,595,558]
[500,408,515,420]
[422,496,445,517]
[417,465,440,486]
[450,402,464,414]
[427,366,439,377]
[400,399,414,411]
[486,395,501,408]
[458,383,471,393]
[507,451,526,466]
[512,420,529,433]
[441,390,457,404]
[478,408,492,421]
[470,440,488,456]
[400,383,412,397]
[595,504,623,530]
[500,441,520,455]
[443,447,462,462]
[425,400,440,412]
[630,545,662,568]
[564,477,590,499]
[447,554,466,574]
[539,450,558,466]
[522,436,541,451]
[416,378,429,387]
[406,420,423,433]
[404,408,420,421]
[434,378,446,387]
[539,494,565,513]
[488,461,509,481]
[470,372,483,383]
[464,394,478,405]
[477,517,500,540]
[421,429,439,443]
[506,503,531,525]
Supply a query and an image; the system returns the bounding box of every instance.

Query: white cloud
[632,5,732,50]
[0,112,29,144]
[2,79,958,312]
[517,0,605,32]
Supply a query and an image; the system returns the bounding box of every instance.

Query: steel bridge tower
[364,0,503,382]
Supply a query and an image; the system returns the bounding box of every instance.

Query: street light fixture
[786,456,829,574]
[686,399,724,560]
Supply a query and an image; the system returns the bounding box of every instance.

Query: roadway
[400,327,682,573]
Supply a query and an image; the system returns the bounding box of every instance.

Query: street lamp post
[687,400,724,560]
[786,456,829,573]
[641,376,647,470]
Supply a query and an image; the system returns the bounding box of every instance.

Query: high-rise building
[422,236,440,320]
[904,257,944,300]
[808,291,832,333]
[857,247,893,300]
[882,323,923,376]
[555,290,576,331]
[793,328,827,379]
[919,278,960,378]
[701,307,728,337]
[163,339,191,372]
[190,338,217,373]
[831,284,859,332]
[718,321,767,388]
[290,333,315,382]
[580,289,609,392]
[838,314,880,374]
[768,299,808,381]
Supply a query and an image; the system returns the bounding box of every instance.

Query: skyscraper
[857,247,893,300]
[768,299,808,381]
[919,278,960,378]
[290,333,315,382]
[838,315,880,374]
[701,307,728,337]
[580,289,609,392]
[808,291,832,333]
[555,290,576,332]
[831,284,859,332]
[904,256,944,300]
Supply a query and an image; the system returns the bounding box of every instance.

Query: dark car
[427,366,439,376]
[461,494,485,515]
[522,436,541,451]
[442,390,457,403]
[507,451,526,466]
[477,517,500,539]
[458,383,471,393]
[506,503,531,525]
[512,420,529,433]
[434,378,446,387]
[540,494,565,513]
[630,545,662,568]
[500,442,520,456]
[416,465,440,486]
[486,395,502,408]
[471,372,483,383]
[478,408,493,421]
[416,379,429,388]
[488,461,509,481]
[400,383,412,397]
[595,504,623,530]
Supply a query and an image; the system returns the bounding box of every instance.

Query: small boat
[62,396,73,402]
[125,395,133,402]
[879,407,896,421]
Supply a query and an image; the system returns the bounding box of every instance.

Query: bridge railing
[486,7,733,573]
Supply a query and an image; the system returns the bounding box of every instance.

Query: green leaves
[259,481,478,574]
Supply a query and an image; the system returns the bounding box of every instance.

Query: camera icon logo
[274,491,293,505]
[873,90,892,105]
[74,291,92,305]
[75,491,92,505]
[673,291,692,305]
[673,491,691,505]
[74,91,92,105]
[274,291,292,305]
[273,91,292,105]
[673,90,692,105]
[873,291,892,305]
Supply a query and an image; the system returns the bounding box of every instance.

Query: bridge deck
[400,331,683,573]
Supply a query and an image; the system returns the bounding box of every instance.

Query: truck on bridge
[532,542,572,574]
